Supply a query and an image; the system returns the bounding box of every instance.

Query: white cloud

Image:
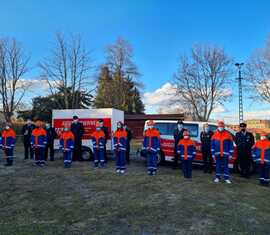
[143,82,270,124]
[215,110,270,125]
[3,78,50,94]
[143,82,183,114]
[23,79,52,93]
[212,104,226,114]
[245,110,270,120]
[215,115,238,125]
[18,79,53,109]
[143,83,230,115]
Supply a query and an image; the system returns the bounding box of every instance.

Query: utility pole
[235,63,244,124]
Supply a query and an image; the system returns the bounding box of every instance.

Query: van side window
[209,125,217,132]
[183,124,198,137]
[155,123,177,135]
[150,122,199,137]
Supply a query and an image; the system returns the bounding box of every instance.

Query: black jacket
[200,131,214,152]
[173,128,185,149]
[126,128,133,143]
[45,127,57,145]
[235,131,255,154]
[22,124,35,144]
[101,126,109,144]
[71,122,84,142]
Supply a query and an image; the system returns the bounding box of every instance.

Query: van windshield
[209,125,217,132]
[154,123,199,137]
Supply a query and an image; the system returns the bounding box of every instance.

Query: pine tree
[132,87,145,114]
[94,38,145,114]
[94,65,113,108]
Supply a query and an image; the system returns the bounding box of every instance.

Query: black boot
[5,160,12,166]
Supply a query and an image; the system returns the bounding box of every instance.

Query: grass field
[0,146,270,235]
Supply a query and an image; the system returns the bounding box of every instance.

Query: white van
[52,108,124,160]
[142,120,237,168]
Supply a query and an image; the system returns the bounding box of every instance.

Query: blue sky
[1,0,270,122]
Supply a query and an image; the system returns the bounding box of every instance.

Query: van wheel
[233,161,240,173]
[251,162,257,174]
[157,151,165,166]
[81,148,93,161]
[234,160,256,174]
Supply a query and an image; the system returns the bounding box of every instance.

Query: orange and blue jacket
[1,128,16,149]
[59,131,74,152]
[252,139,270,164]
[113,129,127,151]
[31,127,47,148]
[211,130,234,157]
[91,130,105,150]
[177,138,196,160]
[143,128,160,152]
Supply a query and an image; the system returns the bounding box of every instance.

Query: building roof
[125,113,185,120]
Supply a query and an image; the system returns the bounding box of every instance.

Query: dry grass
[0,147,270,235]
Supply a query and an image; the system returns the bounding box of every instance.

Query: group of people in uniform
[91,120,132,173]
[143,119,270,186]
[21,116,85,164]
[10,116,132,172]
[1,116,270,186]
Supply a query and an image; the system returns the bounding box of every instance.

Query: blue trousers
[215,155,229,180]
[94,148,105,166]
[116,150,126,170]
[4,148,14,165]
[63,151,73,166]
[258,163,270,184]
[34,147,45,165]
[181,159,192,178]
[147,151,157,172]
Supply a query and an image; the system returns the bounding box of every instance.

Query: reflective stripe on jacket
[177,138,196,160]
[252,139,270,164]
[31,128,47,148]
[91,130,105,149]
[143,128,160,152]
[59,131,75,152]
[113,129,127,151]
[211,130,234,157]
[1,129,16,149]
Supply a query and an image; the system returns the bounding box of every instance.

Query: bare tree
[173,44,232,121]
[246,36,270,103]
[39,32,93,109]
[94,37,144,113]
[106,37,140,78]
[0,38,30,122]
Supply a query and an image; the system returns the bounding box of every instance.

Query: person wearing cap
[235,123,255,178]
[177,130,196,179]
[211,120,234,184]
[45,122,57,161]
[173,120,185,169]
[200,123,214,173]
[21,118,35,160]
[142,120,161,175]
[31,120,47,166]
[71,116,84,161]
[59,125,75,168]
[91,122,106,168]
[98,119,109,162]
[123,124,133,164]
[113,121,128,174]
[1,123,16,166]
[252,133,270,186]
